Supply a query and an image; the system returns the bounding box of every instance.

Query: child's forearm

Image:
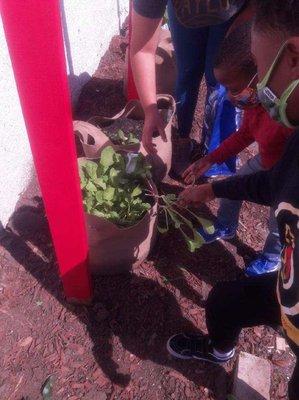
[212,170,273,207]
[209,131,253,165]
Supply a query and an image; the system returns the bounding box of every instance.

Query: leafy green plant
[79,146,152,227]
[146,191,214,253]
[111,129,140,147]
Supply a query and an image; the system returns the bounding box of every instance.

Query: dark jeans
[167,1,237,175]
[206,273,299,399]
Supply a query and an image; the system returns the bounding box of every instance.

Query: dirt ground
[0,32,295,400]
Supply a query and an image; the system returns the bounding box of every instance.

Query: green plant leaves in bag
[80,175,87,190]
[128,132,140,144]
[132,186,142,197]
[84,161,97,179]
[100,146,116,168]
[79,147,152,226]
[85,181,97,193]
[117,129,127,142]
[84,194,94,213]
[94,177,107,190]
[109,167,121,185]
[103,187,115,201]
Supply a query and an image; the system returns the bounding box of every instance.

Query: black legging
[206,273,299,400]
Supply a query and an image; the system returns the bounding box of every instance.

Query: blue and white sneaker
[245,255,280,277]
[197,222,236,244]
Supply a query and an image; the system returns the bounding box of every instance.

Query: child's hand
[182,156,213,184]
[177,184,215,208]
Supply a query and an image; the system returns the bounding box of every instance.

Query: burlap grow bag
[79,157,158,275]
[73,120,113,159]
[87,94,176,182]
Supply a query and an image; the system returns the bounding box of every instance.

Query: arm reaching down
[179,169,274,209]
[130,9,166,154]
[212,169,273,207]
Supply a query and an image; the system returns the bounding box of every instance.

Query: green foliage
[79,147,152,227]
[112,129,140,146]
[157,193,214,253]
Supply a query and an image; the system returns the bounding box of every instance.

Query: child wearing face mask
[183,22,293,277]
[167,2,299,398]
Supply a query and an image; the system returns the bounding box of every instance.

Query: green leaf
[100,146,116,168]
[128,133,140,144]
[79,168,87,189]
[92,210,106,218]
[103,187,115,201]
[94,177,107,190]
[109,167,121,185]
[84,161,97,179]
[187,231,204,253]
[132,186,142,197]
[158,226,169,234]
[84,195,94,213]
[165,193,177,203]
[117,129,127,142]
[41,376,54,400]
[85,181,97,192]
[95,191,104,204]
[168,210,182,229]
[187,239,198,253]
[198,217,215,234]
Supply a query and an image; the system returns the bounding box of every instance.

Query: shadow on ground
[0,172,240,399]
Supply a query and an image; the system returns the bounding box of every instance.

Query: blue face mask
[257,42,299,129]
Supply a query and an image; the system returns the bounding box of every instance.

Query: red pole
[127,0,139,100]
[1,0,92,303]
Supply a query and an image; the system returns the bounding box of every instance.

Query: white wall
[0,0,128,228]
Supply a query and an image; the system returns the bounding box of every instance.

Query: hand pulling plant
[79,146,152,227]
[145,191,215,253]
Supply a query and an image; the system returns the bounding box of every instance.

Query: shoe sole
[166,336,230,365]
[245,267,280,278]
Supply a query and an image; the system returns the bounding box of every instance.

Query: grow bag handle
[88,94,176,128]
[73,120,114,159]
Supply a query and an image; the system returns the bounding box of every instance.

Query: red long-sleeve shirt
[210,105,293,169]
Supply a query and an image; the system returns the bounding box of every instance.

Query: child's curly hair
[254,0,299,36]
[214,21,256,77]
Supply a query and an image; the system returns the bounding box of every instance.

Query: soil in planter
[101,119,143,145]
[99,109,172,146]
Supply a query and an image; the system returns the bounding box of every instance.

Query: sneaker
[245,255,281,277]
[197,222,236,244]
[167,333,235,364]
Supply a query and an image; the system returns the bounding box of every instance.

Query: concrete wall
[0,0,128,228]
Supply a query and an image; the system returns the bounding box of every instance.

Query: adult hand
[182,156,213,184]
[142,106,167,155]
[177,184,215,208]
